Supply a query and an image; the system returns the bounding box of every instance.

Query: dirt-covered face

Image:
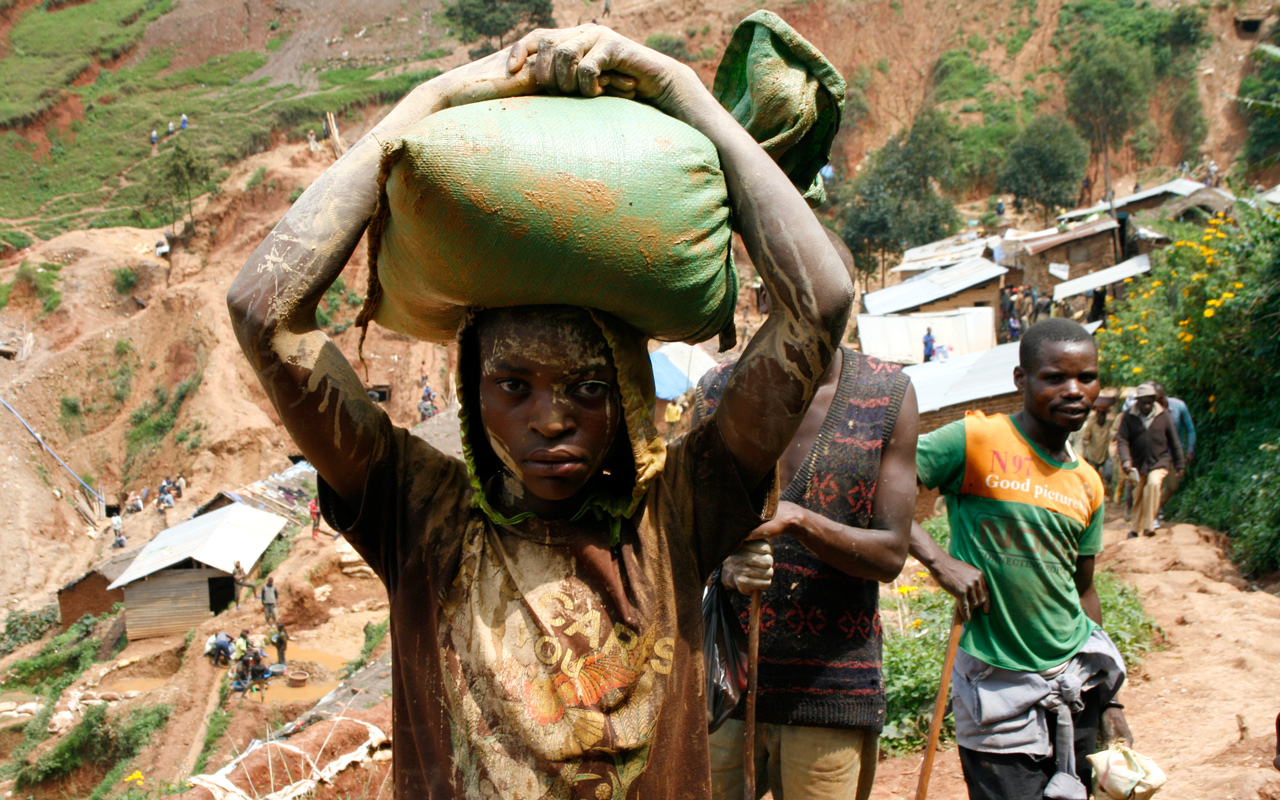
[474,306,622,517]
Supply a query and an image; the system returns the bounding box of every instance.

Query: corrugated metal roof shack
[108,504,288,640]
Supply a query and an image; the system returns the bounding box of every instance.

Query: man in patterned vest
[694,233,919,800]
[911,318,1132,799]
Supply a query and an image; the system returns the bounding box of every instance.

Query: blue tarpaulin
[650,351,694,401]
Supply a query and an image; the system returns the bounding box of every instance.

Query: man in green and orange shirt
[911,319,1133,800]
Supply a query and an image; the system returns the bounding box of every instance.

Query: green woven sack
[366,95,737,344]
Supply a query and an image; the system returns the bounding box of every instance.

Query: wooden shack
[1014,217,1120,292]
[862,258,1008,334]
[108,503,288,640]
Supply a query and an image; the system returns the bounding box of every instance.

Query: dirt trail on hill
[873,516,1280,800]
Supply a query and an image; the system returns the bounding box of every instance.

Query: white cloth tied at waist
[952,628,1127,800]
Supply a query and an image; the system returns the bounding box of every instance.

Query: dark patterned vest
[694,348,909,730]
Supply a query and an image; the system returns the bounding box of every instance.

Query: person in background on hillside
[232,629,251,662]
[175,472,186,498]
[910,319,1131,800]
[110,514,126,549]
[260,576,278,623]
[232,561,257,610]
[180,113,188,130]
[150,129,157,146]
[996,198,1005,218]
[924,327,936,362]
[167,121,174,136]
[696,232,918,800]
[271,622,288,666]
[227,25,853,798]
[307,129,320,154]
[308,497,320,540]
[1117,382,1184,538]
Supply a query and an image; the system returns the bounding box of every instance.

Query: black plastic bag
[704,571,749,732]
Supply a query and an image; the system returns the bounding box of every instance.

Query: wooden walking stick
[743,589,762,800]
[915,608,964,800]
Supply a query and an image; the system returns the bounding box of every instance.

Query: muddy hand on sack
[506,25,695,113]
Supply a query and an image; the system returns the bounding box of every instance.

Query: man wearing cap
[1116,382,1184,538]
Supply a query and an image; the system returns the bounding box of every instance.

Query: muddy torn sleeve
[662,415,778,581]
[317,409,473,592]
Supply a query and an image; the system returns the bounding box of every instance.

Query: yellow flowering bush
[1099,207,1280,575]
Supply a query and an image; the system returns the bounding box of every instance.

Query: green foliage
[1171,85,1206,163]
[192,707,231,775]
[1066,35,1154,153]
[444,0,553,48]
[835,109,960,279]
[1238,38,1280,167]
[875,57,890,75]
[922,514,951,551]
[4,613,103,694]
[1129,120,1160,166]
[58,395,84,435]
[0,0,172,128]
[1098,208,1280,575]
[3,260,64,313]
[0,230,34,250]
[932,49,993,101]
[0,605,59,656]
[245,166,267,192]
[645,34,695,62]
[112,266,139,294]
[1055,0,1207,77]
[881,583,955,751]
[1094,572,1161,667]
[15,702,171,789]
[124,372,202,479]
[257,529,295,576]
[997,114,1089,221]
[288,186,303,203]
[343,616,391,677]
[162,136,212,225]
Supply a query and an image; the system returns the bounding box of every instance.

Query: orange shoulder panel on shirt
[959,412,1103,526]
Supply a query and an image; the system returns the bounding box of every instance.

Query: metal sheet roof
[108,503,288,590]
[892,233,991,273]
[856,308,995,365]
[1021,217,1118,256]
[1053,254,1151,301]
[1058,178,1209,221]
[863,257,1007,316]
[901,341,1021,413]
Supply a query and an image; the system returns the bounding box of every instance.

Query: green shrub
[0,606,59,656]
[245,166,267,192]
[645,34,693,62]
[932,49,993,101]
[343,616,390,677]
[257,528,296,576]
[112,266,139,294]
[0,230,33,250]
[15,702,171,789]
[288,186,303,202]
[881,582,955,752]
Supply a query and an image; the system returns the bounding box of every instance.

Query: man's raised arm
[227,57,535,506]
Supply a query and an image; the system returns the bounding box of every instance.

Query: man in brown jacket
[1116,383,1184,538]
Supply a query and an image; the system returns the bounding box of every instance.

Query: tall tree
[997,115,1089,223]
[161,136,211,229]
[836,109,961,289]
[1065,35,1154,213]
[445,0,554,54]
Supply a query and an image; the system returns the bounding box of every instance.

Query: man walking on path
[910,318,1131,800]
[1117,382,1184,538]
[260,577,278,623]
[1153,383,1195,505]
[696,234,919,800]
[272,623,288,666]
[1072,395,1117,485]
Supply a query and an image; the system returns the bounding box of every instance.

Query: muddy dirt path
[873,516,1280,800]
